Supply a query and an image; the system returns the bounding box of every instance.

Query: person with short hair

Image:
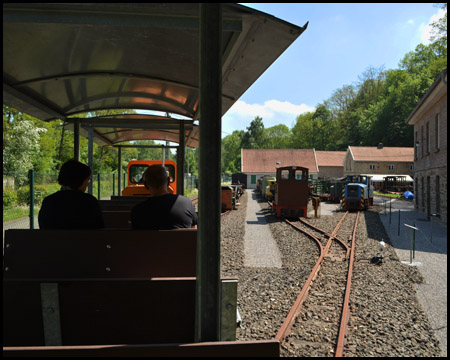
[131,165,198,230]
[38,159,104,229]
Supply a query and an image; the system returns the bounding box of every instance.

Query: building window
[435,114,440,151]
[426,121,430,154]
[369,164,376,170]
[436,175,440,215]
[415,178,419,208]
[251,175,256,184]
[410,164,414,170]
[388,165,395,170]
[414,131,418,160]
[421,177,425,210]
[421,125,424,158]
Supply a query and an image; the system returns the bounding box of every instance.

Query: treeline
[222,5,447,175]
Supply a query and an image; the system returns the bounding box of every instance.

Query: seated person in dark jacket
[38,159,104,229]
[131,165,198,230]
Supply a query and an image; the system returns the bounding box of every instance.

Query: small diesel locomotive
[342,175,373,211]
[272,166,309,217]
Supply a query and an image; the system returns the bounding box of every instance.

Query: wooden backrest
[99,199,144,211]
[102,210,132,228]
[4,277,240,348]
[4,229,197,279]
[3,278,197,346]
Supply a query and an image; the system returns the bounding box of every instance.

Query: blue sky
[221,3,445,137]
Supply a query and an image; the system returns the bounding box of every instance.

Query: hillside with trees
[221,4,446,175]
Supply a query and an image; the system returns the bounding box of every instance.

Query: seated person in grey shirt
[131,165,198,230]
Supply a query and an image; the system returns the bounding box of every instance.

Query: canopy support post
[195,3,222,342]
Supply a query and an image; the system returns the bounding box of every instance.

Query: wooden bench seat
[4,229,197,278]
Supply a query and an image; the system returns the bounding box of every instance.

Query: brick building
[241,149,318,189]
[344,145,414,175]
[315,151,346,179]
[406,68,447,224]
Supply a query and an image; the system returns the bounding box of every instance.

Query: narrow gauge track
[277,211,360,357]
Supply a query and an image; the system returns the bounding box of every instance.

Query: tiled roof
[241,149,318,173]
[349,146,414,162]
[315,151,346,167]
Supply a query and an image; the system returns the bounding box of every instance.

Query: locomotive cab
[273,166,309,217]
[343,175,373,210]
[122,160,177,196]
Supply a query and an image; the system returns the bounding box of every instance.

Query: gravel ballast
[220,190,442,357]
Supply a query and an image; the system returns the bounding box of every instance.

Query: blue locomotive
[342,175,373,211]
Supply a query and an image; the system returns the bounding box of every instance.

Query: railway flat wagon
[231,173,247,189]
[272,166,309,217]
[329,180,346,202]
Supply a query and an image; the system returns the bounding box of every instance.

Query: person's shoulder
[78,191,99,202]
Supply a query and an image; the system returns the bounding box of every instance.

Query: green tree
[264,124,292,149]
[291,112,315,149]
[429,3,447,49]
[222,130,244,174]
[241,116,266,149]
[3,118,47,184]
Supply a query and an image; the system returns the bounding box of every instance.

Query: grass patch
[374,191,402,199]
[3,205,40,223]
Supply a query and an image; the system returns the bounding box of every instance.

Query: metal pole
[29,169,34,229]
[97,173,101,200]
[113,173,115,197]
[73,119,80,161]
[196,3,222,343]
[404,224,418,264]
[88,126,93,195]
[389,200,392,224]
[398,210,400,236]
[177,121,185,195]
[118,146,122,196]
[413,220,416,259]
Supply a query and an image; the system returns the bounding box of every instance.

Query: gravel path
[220,190,442,357]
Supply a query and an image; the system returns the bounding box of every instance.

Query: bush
[3,188,17,207]
[16,184,57,205]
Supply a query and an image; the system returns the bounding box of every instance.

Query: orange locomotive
[122,160,177,196]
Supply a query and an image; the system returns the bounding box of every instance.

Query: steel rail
[275,211,349,343]
[298,217,350,258]
[335,210,360,357]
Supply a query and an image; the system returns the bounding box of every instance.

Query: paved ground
[376,197,447,358]
[244,189,282,268]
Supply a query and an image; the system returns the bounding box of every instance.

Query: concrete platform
[244,189,282,268]
[377,197,447,357]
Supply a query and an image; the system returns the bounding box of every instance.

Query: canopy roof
[3,3,307,146]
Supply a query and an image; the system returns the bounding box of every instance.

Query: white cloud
[222,100,315,137]
[419,8,445,44]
